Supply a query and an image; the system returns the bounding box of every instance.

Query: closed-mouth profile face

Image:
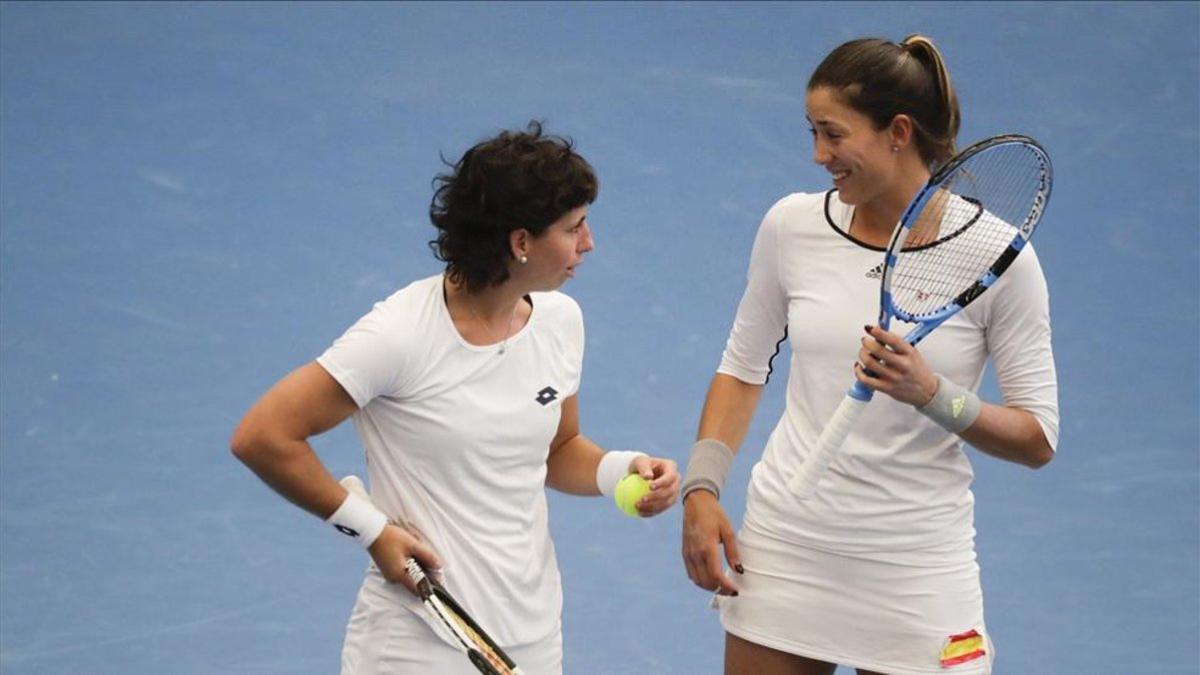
[523,204,594,291]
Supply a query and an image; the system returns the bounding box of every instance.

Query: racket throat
[848,381,874,402]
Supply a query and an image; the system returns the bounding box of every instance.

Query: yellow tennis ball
[614,473,651,518]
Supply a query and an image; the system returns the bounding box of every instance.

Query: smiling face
[805,86,903,207]
[518,204,594,292]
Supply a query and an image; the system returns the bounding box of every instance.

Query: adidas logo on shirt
[865,263,884,279]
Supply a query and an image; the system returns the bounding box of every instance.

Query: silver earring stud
[891,145,899,153]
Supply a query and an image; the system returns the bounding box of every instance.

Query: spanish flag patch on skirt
[939,628,987,668]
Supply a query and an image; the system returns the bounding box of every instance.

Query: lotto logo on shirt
[535,386,558,406]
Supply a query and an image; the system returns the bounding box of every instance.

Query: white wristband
[326,490,388,549]
[596,450,647,497]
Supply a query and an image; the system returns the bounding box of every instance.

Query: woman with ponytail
[680,36,1059,675]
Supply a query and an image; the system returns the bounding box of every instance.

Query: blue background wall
[2,3,1196,672]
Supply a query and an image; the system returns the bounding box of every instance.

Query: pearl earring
[519,255,528,264]
[891,145,899,153]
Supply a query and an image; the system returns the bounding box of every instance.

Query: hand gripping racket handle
[788,394,869,498]
[338,477,522,675]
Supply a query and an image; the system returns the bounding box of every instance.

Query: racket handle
[788,394,869,498]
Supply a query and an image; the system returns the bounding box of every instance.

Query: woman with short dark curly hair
[430,121,599,292]
[232,121,680,673]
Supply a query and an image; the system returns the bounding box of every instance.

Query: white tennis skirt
[341,569,563,675]
[718,524,994,675]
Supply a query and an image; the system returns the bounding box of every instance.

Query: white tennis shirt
[720,191,1059,564]
[318,274,584,647]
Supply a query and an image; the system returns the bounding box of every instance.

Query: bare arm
[230,361,441,591]
[545,395,679,514]
[230,361,359,517]
[695,373,764,454]
[545,395,604,495]
[682,372,763,596]
[958,405,1053,468]
[857,325,1053,468]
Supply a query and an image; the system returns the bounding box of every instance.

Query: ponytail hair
[808,35,961,167]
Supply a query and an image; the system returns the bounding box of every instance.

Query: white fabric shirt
[318,274,584,647]
[720,191,1059,563]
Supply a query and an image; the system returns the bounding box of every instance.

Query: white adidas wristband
[918,373,982,433]
[596,450,647,497]
[326,489,389,549]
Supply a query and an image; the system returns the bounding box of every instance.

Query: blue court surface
[2,3,1196,673]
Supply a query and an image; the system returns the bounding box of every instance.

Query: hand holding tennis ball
[609,455,680,517]
[614,473,653,517]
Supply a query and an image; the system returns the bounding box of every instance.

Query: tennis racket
[788,134,1053,498]
[339,476,523,675]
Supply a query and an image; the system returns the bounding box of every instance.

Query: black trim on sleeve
[764,327,788,385]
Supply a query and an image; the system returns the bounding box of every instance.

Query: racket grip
[788,394,869,498]
[404,557,434,594]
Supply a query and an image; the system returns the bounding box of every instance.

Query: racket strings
[890,144,1046,318]
[408,555,518,675]
[446,607,513,674]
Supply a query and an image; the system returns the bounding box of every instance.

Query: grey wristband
[681,439,735,500]
[918,373,981,433]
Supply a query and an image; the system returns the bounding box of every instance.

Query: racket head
[879,135,1053,340]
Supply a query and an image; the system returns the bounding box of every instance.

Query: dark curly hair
[428,121,598,292]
